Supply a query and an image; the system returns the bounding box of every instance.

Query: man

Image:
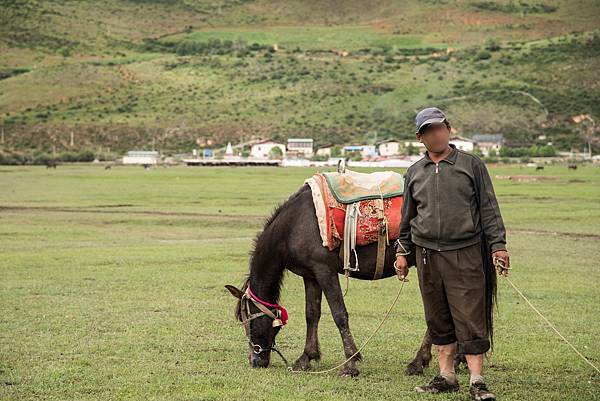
[394,107,510,401]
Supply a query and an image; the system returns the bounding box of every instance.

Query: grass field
[0,164,599,400]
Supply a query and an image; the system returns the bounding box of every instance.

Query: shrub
[485,39,501,52]
[475,50,492,60]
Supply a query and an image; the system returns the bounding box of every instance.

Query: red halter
[246,285,289,325]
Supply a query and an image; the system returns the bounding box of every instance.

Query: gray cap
[415,107,446,133]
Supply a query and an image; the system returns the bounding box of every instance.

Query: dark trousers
[415,241,490,355]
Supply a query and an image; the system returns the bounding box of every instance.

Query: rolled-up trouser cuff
[430,332,457,346]
[458,338,490,355]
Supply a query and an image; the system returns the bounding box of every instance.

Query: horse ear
[225,285,244,299]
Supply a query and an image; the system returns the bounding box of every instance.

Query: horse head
[225,283,286,368]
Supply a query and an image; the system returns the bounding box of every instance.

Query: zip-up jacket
[396,143,507,256]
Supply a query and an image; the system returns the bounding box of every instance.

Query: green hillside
[1,0,599,156]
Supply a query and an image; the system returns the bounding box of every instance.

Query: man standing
[394,107,510,401]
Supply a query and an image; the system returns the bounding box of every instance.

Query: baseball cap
[415,107,447,133]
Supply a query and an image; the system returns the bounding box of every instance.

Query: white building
[250,140,286,159]
[287,138,314,157]
[316,145,334,157]
[342,145,377,158]
[473,134,504,156]
[225,142,234,156]
[450,135,474,152]
[403,140,427,155]
[378,140,401,156]
[122,150,160,165]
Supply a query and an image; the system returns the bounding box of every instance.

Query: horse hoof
[404,363,424,376]
[340,367,360,377]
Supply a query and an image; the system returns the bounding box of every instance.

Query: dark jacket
[396,143,507,258]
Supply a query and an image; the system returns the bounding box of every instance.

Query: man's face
[416,122,450,153]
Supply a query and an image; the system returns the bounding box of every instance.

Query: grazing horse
[45,160,58,169]
[225,183,436,377]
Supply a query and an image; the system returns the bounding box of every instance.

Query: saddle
[305,168,405,279]
[322,170,404,203]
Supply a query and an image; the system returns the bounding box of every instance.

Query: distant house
[250,140,286,159]
[403,140,427,155]
[473,134,504,156]
[342,145,377,158]
[378,140,401,156]
[122,150,160,165]
[315,144,334,157]
[287,138,314,157]
[450,135,474,152]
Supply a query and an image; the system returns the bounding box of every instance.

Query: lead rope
[290,279,406,374]
[504,275,599,373]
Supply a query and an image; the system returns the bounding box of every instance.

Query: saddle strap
[374,198,387,280]
[343,202,361,272]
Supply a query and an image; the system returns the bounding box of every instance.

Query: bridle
[239,285,290,368]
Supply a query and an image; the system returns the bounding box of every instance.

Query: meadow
[0,164,599,400]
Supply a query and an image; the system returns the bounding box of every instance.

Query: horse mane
[249,183,308,249]
[234,184,309,319]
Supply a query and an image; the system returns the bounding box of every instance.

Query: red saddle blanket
[307,173,404,250]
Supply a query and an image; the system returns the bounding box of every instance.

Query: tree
[540,145,556,157]
[330,145,342,157]
[573,115,598,157]
[269,146,283,159]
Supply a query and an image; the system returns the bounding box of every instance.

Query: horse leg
[405,328,433,375]
[315,270,361,377]
[292,276,322,371]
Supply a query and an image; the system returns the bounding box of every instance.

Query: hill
[1,0,599,156]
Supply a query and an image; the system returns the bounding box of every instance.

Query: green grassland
[0,164,599,400]
[0,0,599,154]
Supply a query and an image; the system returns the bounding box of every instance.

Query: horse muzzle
[249,351,270,368]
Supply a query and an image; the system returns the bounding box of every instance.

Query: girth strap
[374,197,388,280]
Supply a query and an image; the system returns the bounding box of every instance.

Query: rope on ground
[290,279,406,374]
[505,276,599,374]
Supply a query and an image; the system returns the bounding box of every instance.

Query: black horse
[225,183,437,377]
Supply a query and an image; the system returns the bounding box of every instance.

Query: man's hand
[394,255,409,281]
[492,250,510,276]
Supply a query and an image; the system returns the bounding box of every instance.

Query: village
[123,132,596,168]
[121,134,507,168]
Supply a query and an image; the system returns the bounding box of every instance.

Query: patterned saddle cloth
[304,172,404,251]
[321,169,404,203]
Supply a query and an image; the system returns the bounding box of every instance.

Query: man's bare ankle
[469,374,484,385]
[441,371,457,383]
